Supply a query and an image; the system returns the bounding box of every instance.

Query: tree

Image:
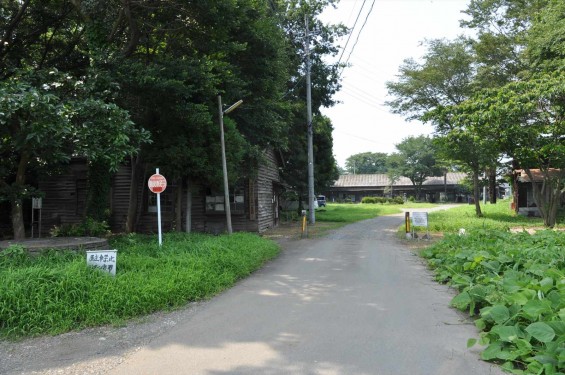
[0,71,149,239]
[344,152,388,174]
[386,38,491,215]
[390,136,443,200]
[468,74,565,227]
[386,38,476,121]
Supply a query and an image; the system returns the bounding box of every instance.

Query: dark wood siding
[256,149,280,233]
[110,163,133,233]
[35,148,281,236]
[38,159,88,236]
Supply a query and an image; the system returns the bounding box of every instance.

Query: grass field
[0,232,279,338]
[425,199,546,233]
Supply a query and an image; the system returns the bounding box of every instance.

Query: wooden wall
[36,148,281,236]
[256,148,280,233]
[38,159,88,236]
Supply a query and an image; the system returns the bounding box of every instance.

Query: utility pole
[217,95,233,234]
[305,15,316,225]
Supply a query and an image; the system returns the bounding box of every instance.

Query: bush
[423,230,565,373]
[50,218,110,237]
[361,197,377,204]
[392,197,404,204]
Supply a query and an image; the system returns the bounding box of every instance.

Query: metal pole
[305,16,316,225]
[156,168,162,246]
[218,95,233,234]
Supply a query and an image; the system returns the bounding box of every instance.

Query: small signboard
[411,212,428,227]
[148,174,167,194]
[86,250,117,276]
[409,212,430,240]
[32,197,42,209]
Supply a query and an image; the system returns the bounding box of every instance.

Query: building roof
[515,169,564,183]
[332,172,468,188]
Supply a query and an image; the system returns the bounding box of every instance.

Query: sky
[320,0,471,168]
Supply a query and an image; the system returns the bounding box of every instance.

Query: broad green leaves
[426,229,565,373]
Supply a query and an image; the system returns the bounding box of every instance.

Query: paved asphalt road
[108,211,504,375]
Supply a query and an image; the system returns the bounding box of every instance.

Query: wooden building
[37,149,282,236]
[512,169,565,217]
[326,172,469,203]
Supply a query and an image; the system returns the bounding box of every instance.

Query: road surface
[110,211,503,375]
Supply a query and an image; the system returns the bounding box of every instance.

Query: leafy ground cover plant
[423,229,565,374]
[0,232,279,338]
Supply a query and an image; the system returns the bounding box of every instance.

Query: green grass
[425,199,545,233]
[316,202,437,223]
[0,232,279,338]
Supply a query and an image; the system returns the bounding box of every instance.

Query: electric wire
[339,0,377,78]
[336,0,368,67]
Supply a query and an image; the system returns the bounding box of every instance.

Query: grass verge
[0,232,279,339]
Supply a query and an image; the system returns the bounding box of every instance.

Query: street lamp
[217,95,243,235]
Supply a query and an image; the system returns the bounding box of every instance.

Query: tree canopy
[1,0,346,237]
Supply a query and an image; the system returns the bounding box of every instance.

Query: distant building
[326,172,469,203]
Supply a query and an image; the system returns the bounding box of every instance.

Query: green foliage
[390,135,443,198]
[345,152,388,174]
[423,229,565,373]
[0,232,279,338]
[50,218,110,238]
[361,196,404,205]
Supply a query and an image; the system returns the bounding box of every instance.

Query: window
[206,187,245,214]
[147,189,173,212]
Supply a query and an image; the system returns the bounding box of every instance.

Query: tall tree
[345,152,388,174]
[386,38,489,215]
[390,136,443,200]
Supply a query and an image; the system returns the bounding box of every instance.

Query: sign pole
[148,169,167,247]
[156,168,162,246]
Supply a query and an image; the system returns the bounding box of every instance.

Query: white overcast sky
[320,0,471,168]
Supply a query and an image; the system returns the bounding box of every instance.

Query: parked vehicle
[317,195,327,207]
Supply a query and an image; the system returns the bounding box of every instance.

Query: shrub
[50,218,110,237]
[361,197,376,204]
[392,197,404,204]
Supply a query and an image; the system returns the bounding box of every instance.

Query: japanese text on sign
[411,212,428,227]
[148,174,167,194]
[86,250,117,276]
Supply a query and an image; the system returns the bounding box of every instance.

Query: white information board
[86,250,117,276]
[411,212,428,227]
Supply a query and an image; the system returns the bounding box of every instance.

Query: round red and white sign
[148,174,167,194]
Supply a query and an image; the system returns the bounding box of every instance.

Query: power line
[336,0,368,67]
[339,0,377,78]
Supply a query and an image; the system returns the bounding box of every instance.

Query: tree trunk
[125,155,142,233]
[175,178,182,232]
[473,171,483,217]
[526,168,562,228]
[11,199,25,240]
[11,151,30,239]
[489,168,497,204]
[184,178,192,233]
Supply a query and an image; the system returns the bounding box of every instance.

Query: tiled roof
[332,172,468,188]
